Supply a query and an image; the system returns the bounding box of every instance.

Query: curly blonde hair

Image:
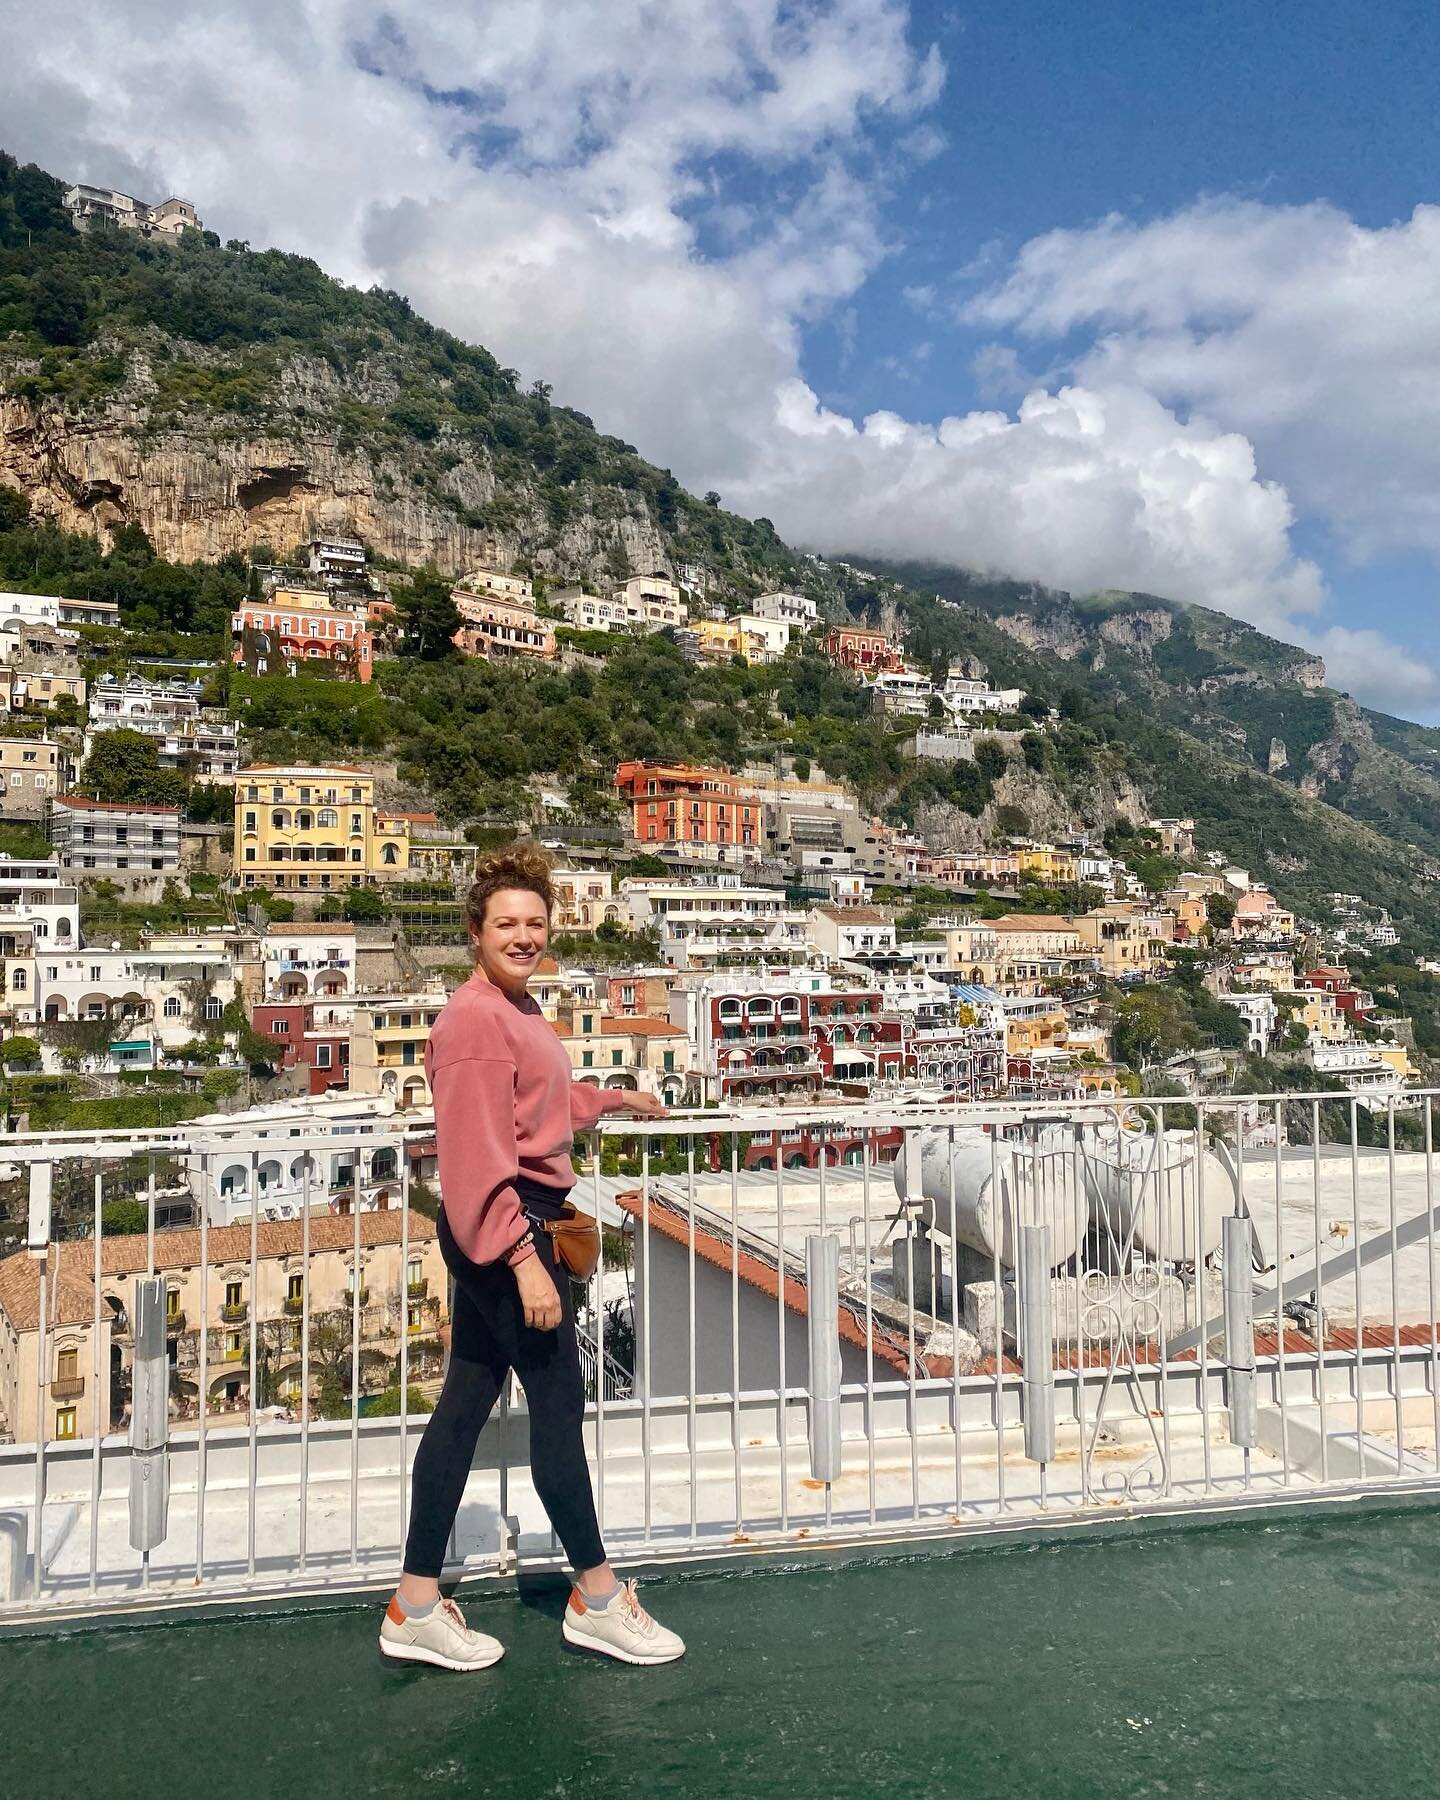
[464,841,555,934]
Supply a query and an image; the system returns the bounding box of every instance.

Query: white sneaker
[379,1593,505,1671]
[561,1579,686,1665]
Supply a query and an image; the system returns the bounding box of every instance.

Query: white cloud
[1,5,1436,717]
[969,197,1440,565]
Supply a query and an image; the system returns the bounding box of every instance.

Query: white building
[621,877,810,968]
[261,922,358,1001]
[64,185,201,237]
[85,673,240,777]
[460,566,534,603]
[806,905,898,965]
[730,613,790,663]
[866,669,936,717]
[1220,991,1278,1056]
[0,853,78,935]
[308,538,368,584]
[615,575,685,630]
[184,1092,417,1226]
[750,591,818,627]
[554,587,627,633]
[942,675,1025,717]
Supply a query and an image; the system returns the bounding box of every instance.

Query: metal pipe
[1019,1224,1055,1468]
[1223,1214,1257,1449]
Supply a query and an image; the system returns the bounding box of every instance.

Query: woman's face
[471,886,549,994]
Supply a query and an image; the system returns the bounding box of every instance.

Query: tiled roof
[0,1210,437,1332]
[989,913,1078,931]
[601,1016,685,1037]
[816,905,890,924]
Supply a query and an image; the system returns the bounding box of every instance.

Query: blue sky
[797,1,1440,706]
[7,0,1440,719]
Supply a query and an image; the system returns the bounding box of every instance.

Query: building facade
[49,796,181,876]
[232,593,374,683]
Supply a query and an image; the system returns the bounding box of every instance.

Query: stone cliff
[0,387,672,582]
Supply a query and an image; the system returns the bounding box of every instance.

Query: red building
[614,760,760,852]
[251,1000,350,1094]
[232,596,374,683]
[1300,965,1375,1020]
[810,989,905,1082]
[822,625,904,674]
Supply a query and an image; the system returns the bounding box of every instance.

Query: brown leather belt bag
[540,1203,601,1281]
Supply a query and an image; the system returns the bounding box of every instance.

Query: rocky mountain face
[0,371,673,583]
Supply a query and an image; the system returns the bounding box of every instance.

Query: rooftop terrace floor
[6,1502,1439,1799]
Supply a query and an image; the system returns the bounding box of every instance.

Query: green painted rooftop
[6,1505,1439,1798]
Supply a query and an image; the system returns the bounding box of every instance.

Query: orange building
[614,761,760,851]
[822,625,904,674]
[451,590,555,661]
[232,593,373,682]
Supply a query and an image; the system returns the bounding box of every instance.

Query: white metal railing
[0,1089,1437,1625]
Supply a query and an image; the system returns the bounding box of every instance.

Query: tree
[0,484,30,531]
[78,731,188,807]
[0,1035,41,1069]
[1206,892,1237,932]
[704,490,721,507]
[101,1198,149,1236]
[397,568,462,659]
[345,885,388,923]
[30,268,88,346]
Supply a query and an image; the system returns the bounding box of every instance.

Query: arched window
[12,968,25,991]
[163,995,182,1018]
[271,809,289,830]
[317,808,337,828]
[381,843,399,866]
[296,810,313,831]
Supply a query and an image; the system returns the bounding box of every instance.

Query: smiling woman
[383,839,685,1670]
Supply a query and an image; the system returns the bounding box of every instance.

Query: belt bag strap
[539,1203,601,1282]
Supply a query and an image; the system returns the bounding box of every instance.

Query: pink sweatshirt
[426,975,632,1267]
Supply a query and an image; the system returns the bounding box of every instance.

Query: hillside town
[0,537,1432,1440]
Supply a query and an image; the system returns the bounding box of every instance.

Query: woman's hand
[612,1091,666,1119]
[514,1253,563,1331]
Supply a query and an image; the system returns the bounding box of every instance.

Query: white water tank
[896,1126,1086,1271]
[1080,1126,1230,1264]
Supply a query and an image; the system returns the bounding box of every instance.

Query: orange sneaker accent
[386,1594,408,1625]
[568,1587,588,1614]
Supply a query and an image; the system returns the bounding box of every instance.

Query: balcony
[165,1309,185,1335]
[50,1376,85,1400]
[406,1278,428,1300]
[283,1294,305,1316]
[220,1300,248,1325]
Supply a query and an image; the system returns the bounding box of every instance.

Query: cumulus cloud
[1,4,1435,715]
[969,198,1440,565]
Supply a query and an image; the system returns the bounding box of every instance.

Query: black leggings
[402,1203,606,1578]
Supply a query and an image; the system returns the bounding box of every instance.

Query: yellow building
[234,767,471,892]
[0,1212,444,1442]
[1284,987,1348,1043]
[347,989,448,1110]
[1016,845,1079,885]
[1074,903,1174,977]
[374,810,475,882]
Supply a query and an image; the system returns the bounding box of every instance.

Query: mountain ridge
[2,149,1439,950]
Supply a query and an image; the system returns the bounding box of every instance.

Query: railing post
[1019,1224,1055,1465]
[128,1277,170,1554]
[805,1233,842,1484]
[1223,1215,1258,1448]
[27,1162,52,1250]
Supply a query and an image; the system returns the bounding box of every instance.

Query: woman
[380,844,685,1669]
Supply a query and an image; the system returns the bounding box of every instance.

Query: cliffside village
[0,538,1426,1440]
